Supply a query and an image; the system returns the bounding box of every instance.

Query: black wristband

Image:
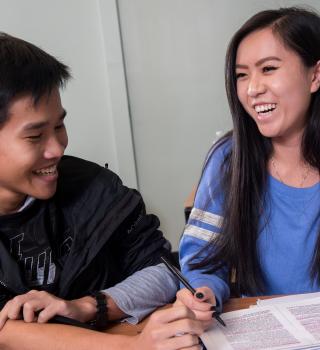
[90,291,108,330]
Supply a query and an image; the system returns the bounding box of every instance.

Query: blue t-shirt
[179,139,320,307]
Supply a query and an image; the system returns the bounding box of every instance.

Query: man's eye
[55,123,65,130]
[236,72,246,79]
[262,66,277,73]
[27,134,42,141]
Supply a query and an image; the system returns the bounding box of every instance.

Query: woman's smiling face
[236,27,319,143]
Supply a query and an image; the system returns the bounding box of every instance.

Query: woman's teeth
[255,103,276,114]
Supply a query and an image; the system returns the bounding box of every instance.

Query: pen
[160,256,226,327]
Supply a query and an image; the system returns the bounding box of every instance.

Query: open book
[201,294,320,350]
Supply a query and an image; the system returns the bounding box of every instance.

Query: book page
[275,298,320,343]
[257,293,320,306]
[201,306,314,350]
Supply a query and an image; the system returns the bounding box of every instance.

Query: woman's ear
[310,60,320,93]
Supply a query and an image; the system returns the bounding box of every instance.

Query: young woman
[177,7,320,324]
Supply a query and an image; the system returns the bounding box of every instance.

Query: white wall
[2,0,320,249]
[0,0,137,188]
[117,0,320,249]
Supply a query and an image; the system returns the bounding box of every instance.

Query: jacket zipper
[0,279,16,295]
[0,280,7,289]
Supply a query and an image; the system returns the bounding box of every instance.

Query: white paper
[257,293,320,306]
[201,295,320,350]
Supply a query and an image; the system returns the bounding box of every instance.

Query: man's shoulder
[56,155,122,201]
[58,155,103,179]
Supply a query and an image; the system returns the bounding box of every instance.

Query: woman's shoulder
[203,133,232,176]
[194,133,232,209]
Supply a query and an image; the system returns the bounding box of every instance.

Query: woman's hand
[130,305,205,350]
[0,290,97,329]
[175,287,216,326]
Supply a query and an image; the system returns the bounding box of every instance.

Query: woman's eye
[262,66,277,73]
[236,72,246,79]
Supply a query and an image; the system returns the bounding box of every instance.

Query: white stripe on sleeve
[184,224,218,242]
[189,208,223,228]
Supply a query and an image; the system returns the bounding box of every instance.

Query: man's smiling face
[0,88,68,214]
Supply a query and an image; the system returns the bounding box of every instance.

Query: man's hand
[130,305,205,350]
[0,290,97,329]
[175,287,216,327]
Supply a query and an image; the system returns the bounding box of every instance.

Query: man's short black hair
[0,32,71,125]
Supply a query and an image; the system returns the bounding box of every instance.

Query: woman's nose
[247,75,266,97]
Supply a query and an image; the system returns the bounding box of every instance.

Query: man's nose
[43,136,66,159]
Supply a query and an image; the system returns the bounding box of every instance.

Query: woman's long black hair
[191,7,320,296]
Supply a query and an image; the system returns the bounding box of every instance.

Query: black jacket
[0,156,171,309]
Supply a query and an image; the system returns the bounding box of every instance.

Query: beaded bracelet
[90,291,108,330]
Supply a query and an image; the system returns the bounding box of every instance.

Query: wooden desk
[184,187,196,221]
[184,187,196,210]
[105,296,273,336]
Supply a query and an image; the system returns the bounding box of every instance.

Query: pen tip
[212,312,226,327]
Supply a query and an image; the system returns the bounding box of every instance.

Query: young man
[0,33,204,349]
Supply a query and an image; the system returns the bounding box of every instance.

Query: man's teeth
[34,165,57,175]
[255,104,276,113]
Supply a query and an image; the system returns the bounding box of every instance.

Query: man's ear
[310,60,320,93]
